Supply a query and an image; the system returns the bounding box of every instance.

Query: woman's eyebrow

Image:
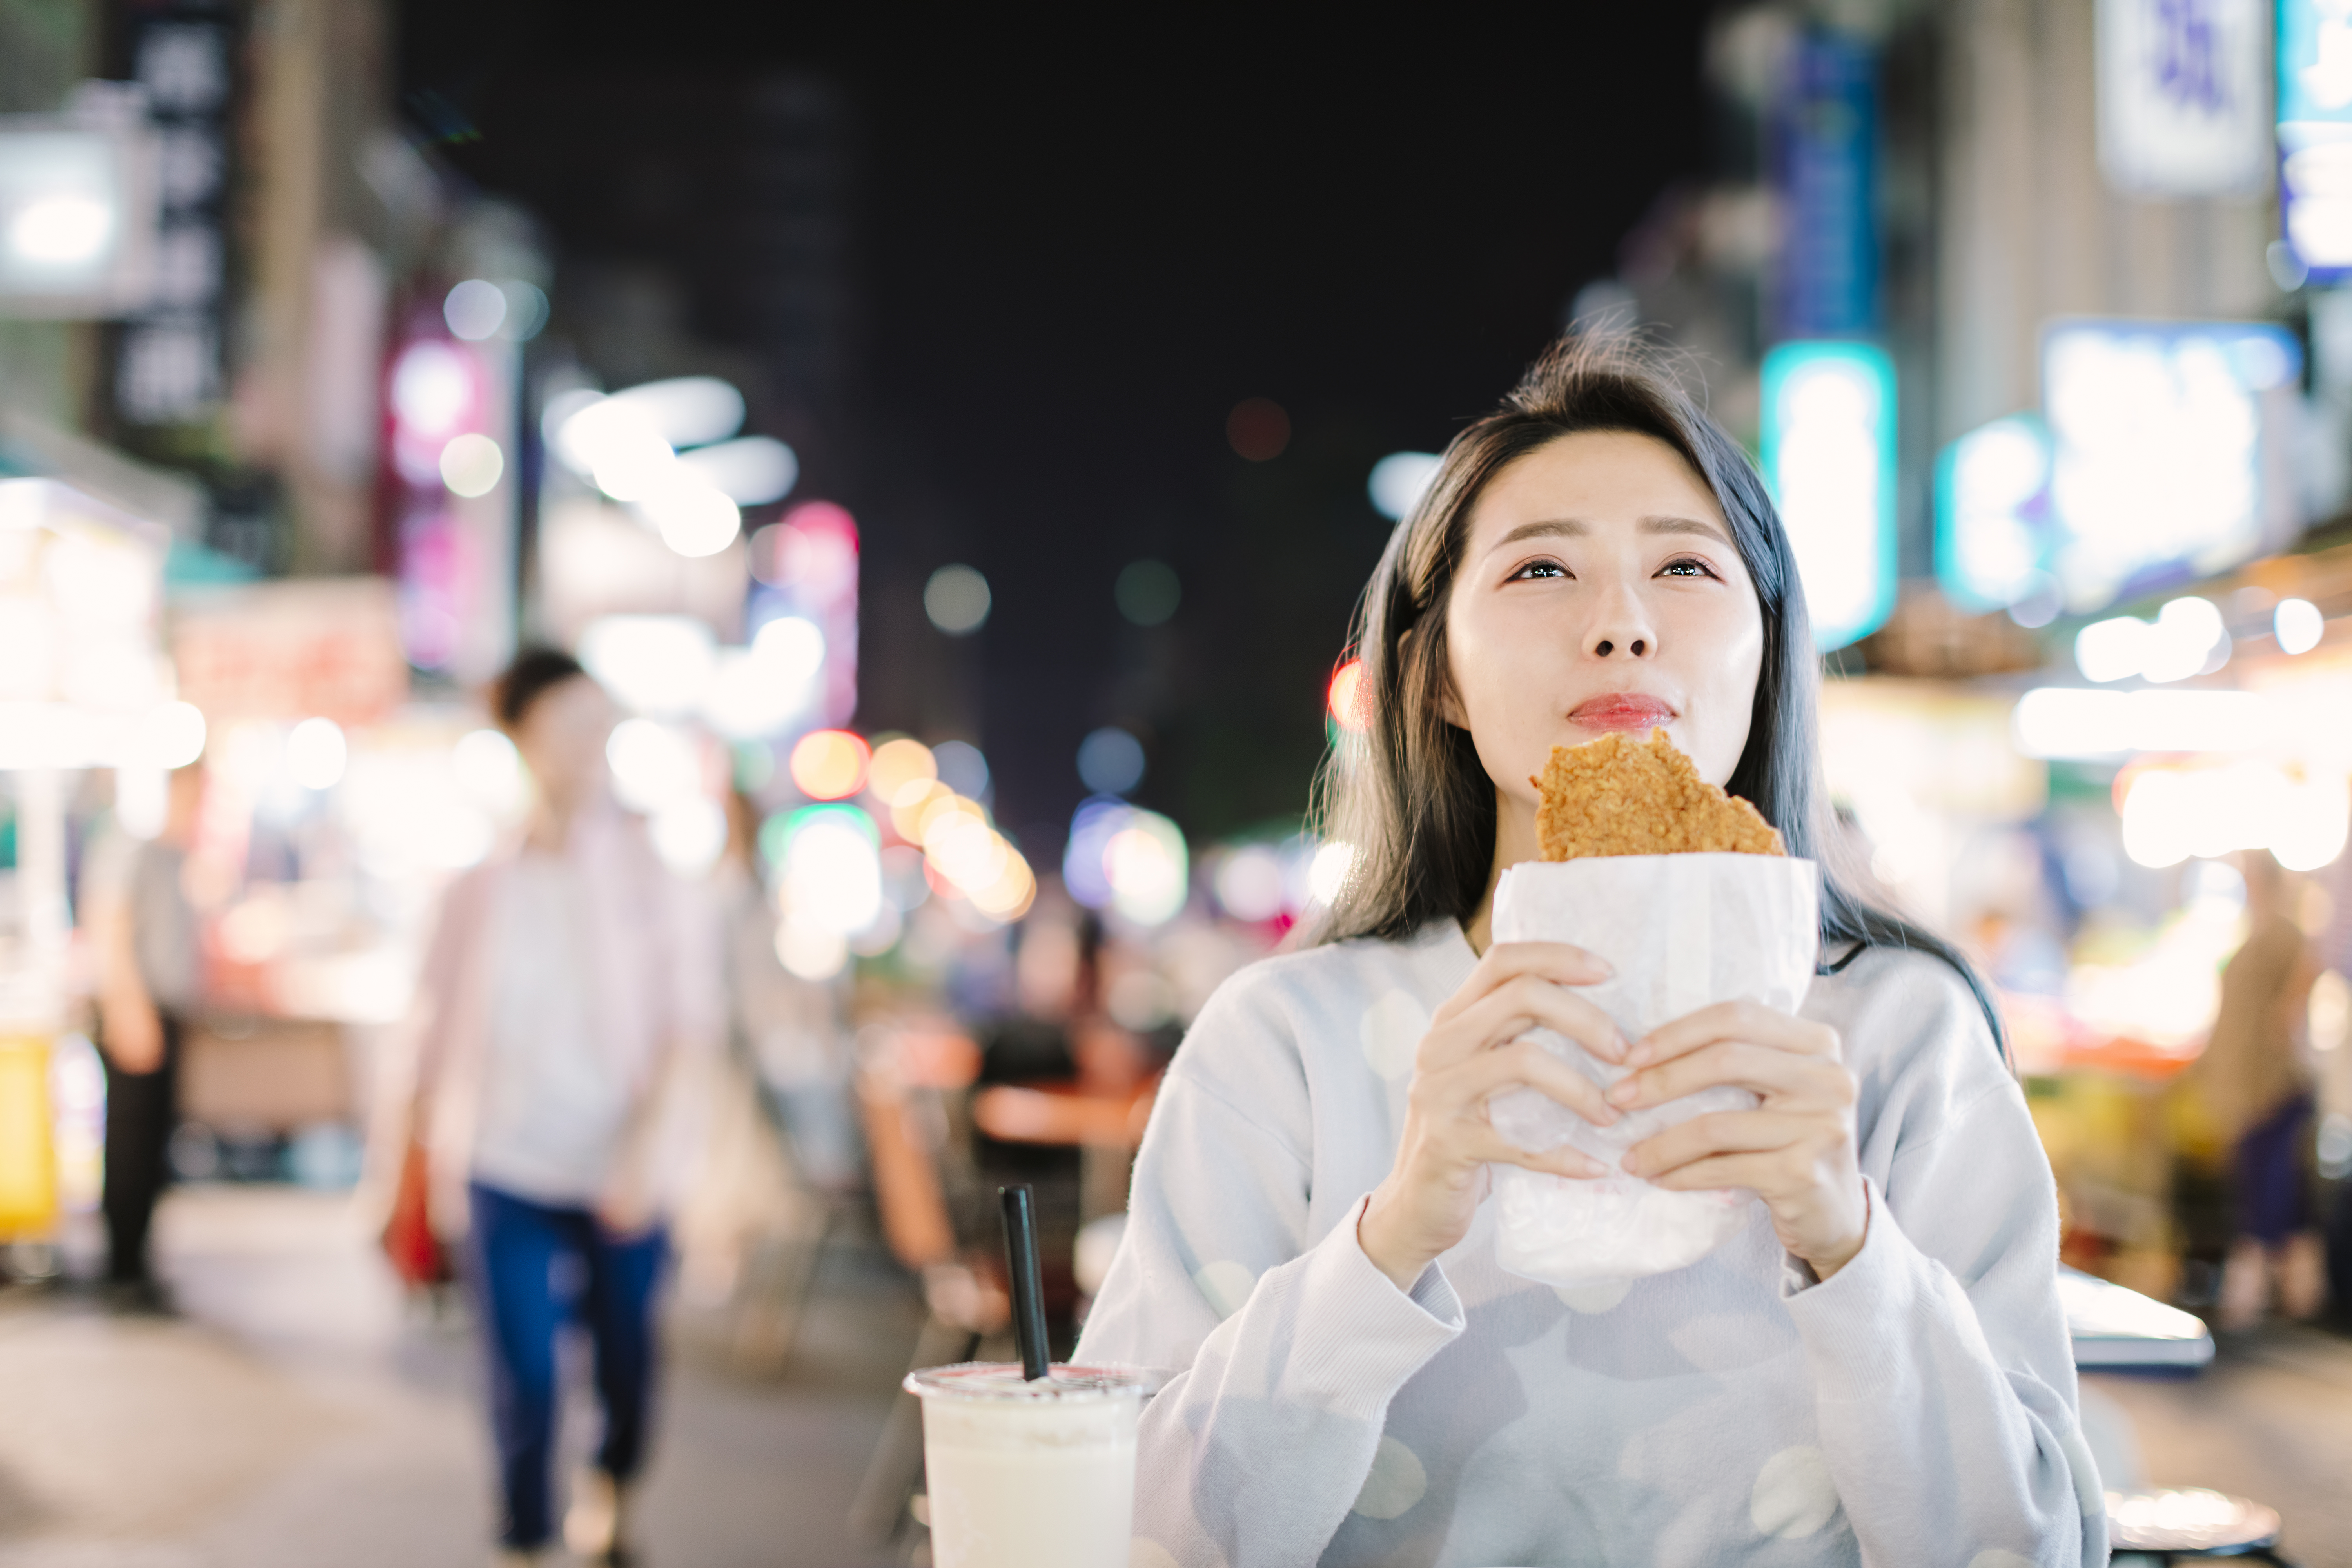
[1639,514,1735,544]
[1489,515,1733,548]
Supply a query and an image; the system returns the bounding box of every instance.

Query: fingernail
[1608,1080,1638,1106]
[1624,1042,1651,1068]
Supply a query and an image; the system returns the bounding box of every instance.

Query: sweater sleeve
[1074,989,1464,1568]
[1786,1068,2109,1566]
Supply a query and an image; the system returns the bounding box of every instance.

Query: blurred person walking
[391,650,719,1567]
[87,765,205,1307]
[2192,850,2326,1330]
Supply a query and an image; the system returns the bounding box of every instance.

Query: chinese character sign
[2097,0,2271,198]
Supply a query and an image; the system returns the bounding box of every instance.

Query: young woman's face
[1443,429,1766,819]
[514,675,617,809]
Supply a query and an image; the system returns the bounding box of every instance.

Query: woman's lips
[1568,693,1677,732]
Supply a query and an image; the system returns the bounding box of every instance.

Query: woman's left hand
[1608,1001,1868,1280]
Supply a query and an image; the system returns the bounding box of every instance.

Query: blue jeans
[466,1181,667,1550]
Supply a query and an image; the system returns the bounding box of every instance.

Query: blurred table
[971,1078,1159,1222]
[2060,1264,2213,1374]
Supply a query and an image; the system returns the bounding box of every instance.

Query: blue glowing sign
[1936,415,2056,615]
[2042,318,2303,612]
[2281,0,2352,279]
[1773,31,1878,339]
[1760,341,1897,653]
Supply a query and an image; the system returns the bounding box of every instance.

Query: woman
[2194,849,2325,1329]
[398,649,719,1567]
[1076,340,2102,1566]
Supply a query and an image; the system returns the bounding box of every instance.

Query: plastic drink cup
[905,1362,1147,1568]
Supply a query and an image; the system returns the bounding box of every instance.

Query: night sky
[397,10,1719,858]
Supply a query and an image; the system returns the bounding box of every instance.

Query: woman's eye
[1658,557,1716,579]
[1510,560,1568,581]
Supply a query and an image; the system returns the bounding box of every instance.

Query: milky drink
[906,1363,1145,1568]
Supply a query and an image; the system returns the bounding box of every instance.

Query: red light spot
[1328,658,1370,733]
[1227,397,1290,462]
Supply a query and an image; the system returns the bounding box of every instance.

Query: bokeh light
[286,717,347,791]
[607,719,702,814]
[1226,396,1290,461]
[1328,658,1370,733]
[443,278,508,341]
[2119,762,2350,871]
[1368,451,1441,521]
[790,729,870,800]
[1063,797,1187,925]
[780,804,884,935]
[2276,597,2324,655]
[1114,559,1181,626]
[1307,840,1359,906]
[867,737,938,805]
[932,739,989,799]
[1077,726,1145,795]
[579,615,716,716]
[1214,844,1286,922]
[438,432,505,498]
[924,564,991,635]
[141,701,206,769]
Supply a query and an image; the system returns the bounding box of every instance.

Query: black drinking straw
[999,1183,1053,1382]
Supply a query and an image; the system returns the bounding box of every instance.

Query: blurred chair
[847,1022,1008,1551]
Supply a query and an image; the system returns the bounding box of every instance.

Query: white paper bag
[1485,854,1820,1288]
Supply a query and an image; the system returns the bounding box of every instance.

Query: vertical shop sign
[1936,415,2058,615]
[2281,0,2352,279]
[385,325,518,682]
[113,7,235,426]
[1760,341,1897,651]
[1772,31,1878,340]
[2096,0,2271,197]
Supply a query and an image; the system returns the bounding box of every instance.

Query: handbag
[382,1137,450,1287]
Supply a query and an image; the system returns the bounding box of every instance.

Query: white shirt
[1076,923,2106,1567]
[469,853,631,1205]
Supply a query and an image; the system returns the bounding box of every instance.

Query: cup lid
[903,1361,1155,1401]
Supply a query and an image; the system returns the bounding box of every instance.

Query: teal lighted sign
[1759,341,1897,652]
[1935,414,2054,615]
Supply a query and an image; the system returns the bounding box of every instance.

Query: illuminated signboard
[1760,341,1896,652]
[1936,414,2056,615]
[2281,0,2352,279]
[0,118,158,316]
[2042,318,2303,612]
[2094,0,2270,198]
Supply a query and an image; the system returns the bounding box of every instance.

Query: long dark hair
[1312,335,2003,1052]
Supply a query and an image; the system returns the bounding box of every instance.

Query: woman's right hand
[1357,942,1626,1292]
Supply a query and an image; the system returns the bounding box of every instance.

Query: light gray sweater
[1076,923,2106,1568]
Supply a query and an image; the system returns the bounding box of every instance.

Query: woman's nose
[1587,588,1655,659]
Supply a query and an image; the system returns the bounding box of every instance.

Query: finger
[1433,941,1613,1030]
[1643,1150,1799,1196]
[1626,1000,1838,1069]
[1460,1124,1609,1179]
[1439,1037,1621,1128]
[1621,1109,1817,1181]
[1426,974,1626,1070]
[1607,1041,1850,1113]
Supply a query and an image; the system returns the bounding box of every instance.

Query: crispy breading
[1532,728,1785,860]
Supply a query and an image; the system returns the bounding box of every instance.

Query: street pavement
[0,1186,922,1568]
